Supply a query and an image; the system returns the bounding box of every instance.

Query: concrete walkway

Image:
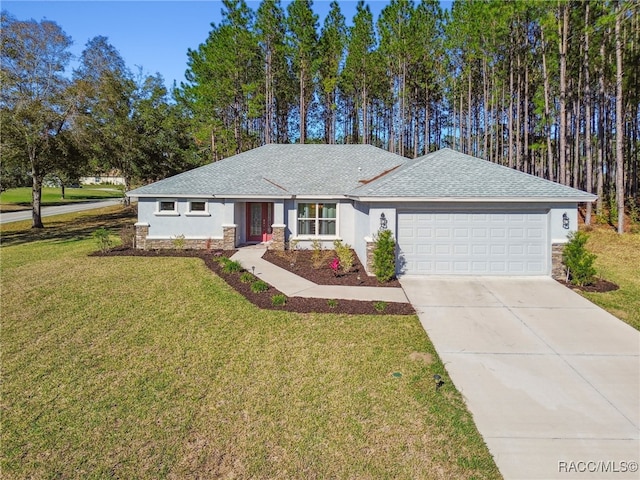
[401,276,640,480]
[231,245,408,303]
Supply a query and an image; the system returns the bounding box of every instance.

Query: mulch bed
[92,247,415,315]
[556,277,619,293]
[262,249,401,287]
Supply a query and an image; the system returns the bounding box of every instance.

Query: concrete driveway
[401,276,640,480]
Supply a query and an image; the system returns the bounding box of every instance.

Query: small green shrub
[373,301,387,313]
[222,259,243,274]
[171,234,186,250]
[240,272,255,283]
[311,239,325,269]
[251,280,269,293]
[333,239,354,274]
[93,228,113,253]
[271,294,287,306]
[562,231,597,286]
[372,229,396,283]
[327,299,338,309]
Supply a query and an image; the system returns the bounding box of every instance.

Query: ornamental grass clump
[218,257,243,274]
[240,272,255,283]
[562,231,597,286]
[271,294,287,306]
[251,280,269,293]
[372,229,396,283]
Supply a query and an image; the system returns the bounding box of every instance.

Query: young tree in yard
[0,12,77,228]
[286,0,318,144]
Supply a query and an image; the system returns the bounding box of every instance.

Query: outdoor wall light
[562,212,570,230]
[380,212,388,231]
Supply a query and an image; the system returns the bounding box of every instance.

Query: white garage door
[397,211,548,275]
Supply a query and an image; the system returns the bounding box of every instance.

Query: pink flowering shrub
[329,257,340,276]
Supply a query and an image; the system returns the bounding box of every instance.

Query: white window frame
[154,199,179,216]
[185,199,210,217]
[295,201,338,238]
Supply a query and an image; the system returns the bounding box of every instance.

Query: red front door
[246,202,273,242]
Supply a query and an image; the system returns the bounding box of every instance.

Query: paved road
[401,276,640,480]
[0,199,123,225]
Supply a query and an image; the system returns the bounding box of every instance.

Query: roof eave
[347,195,597,203]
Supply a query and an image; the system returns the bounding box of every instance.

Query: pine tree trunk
[558,1,569,185]
[541,28,554,181]
[508,50,514,168]
[584,2,593,225]
[615,2,625,234]
[467,72,472,155]
[265,47,273,144]
[299,69,306,144]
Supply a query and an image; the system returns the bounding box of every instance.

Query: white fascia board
[347,196,597,203]
[293,195,348,200]
[216,194,292,200]
[127,193,214,199]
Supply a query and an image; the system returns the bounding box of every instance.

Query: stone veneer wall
[134,222,227,250]
[551,243,566,280]
[135,223,149,250]
[269,225,286,251]
[222,225,237,250]
[365,238,376,276]
[138,237,224,250]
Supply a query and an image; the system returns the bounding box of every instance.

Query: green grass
[0,186,123,212]
[580,226,640,330]
[0,207,500,479]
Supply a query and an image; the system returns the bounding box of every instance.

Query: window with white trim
[297,202,337,236]
[160,201,175,211]
[186,200,210,216]
[155,199,178,215]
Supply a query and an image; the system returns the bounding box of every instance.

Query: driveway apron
[401,276,640,480]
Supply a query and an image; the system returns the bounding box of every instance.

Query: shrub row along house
[127,145,595,277]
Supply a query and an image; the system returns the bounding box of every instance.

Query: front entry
[246,202,273,243]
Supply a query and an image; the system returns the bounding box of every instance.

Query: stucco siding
[141,198,224,239]
[352,201,370,270]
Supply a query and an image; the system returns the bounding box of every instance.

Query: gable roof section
[349,148,597,202]
[128,144,405,198]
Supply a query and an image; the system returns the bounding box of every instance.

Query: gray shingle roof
[349,148,597,201]
[128,145,596,202]
[128,144,404,197]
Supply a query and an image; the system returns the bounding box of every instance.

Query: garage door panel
[398,211,548,275]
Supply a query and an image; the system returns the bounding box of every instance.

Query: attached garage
[397,209,548,275]
[351,149,596,277]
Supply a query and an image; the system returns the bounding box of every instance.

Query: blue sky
[4,1,452,89]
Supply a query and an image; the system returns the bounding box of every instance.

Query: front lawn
[0,207,500,479]
[0,186,123,212]
[579,226,640,330]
